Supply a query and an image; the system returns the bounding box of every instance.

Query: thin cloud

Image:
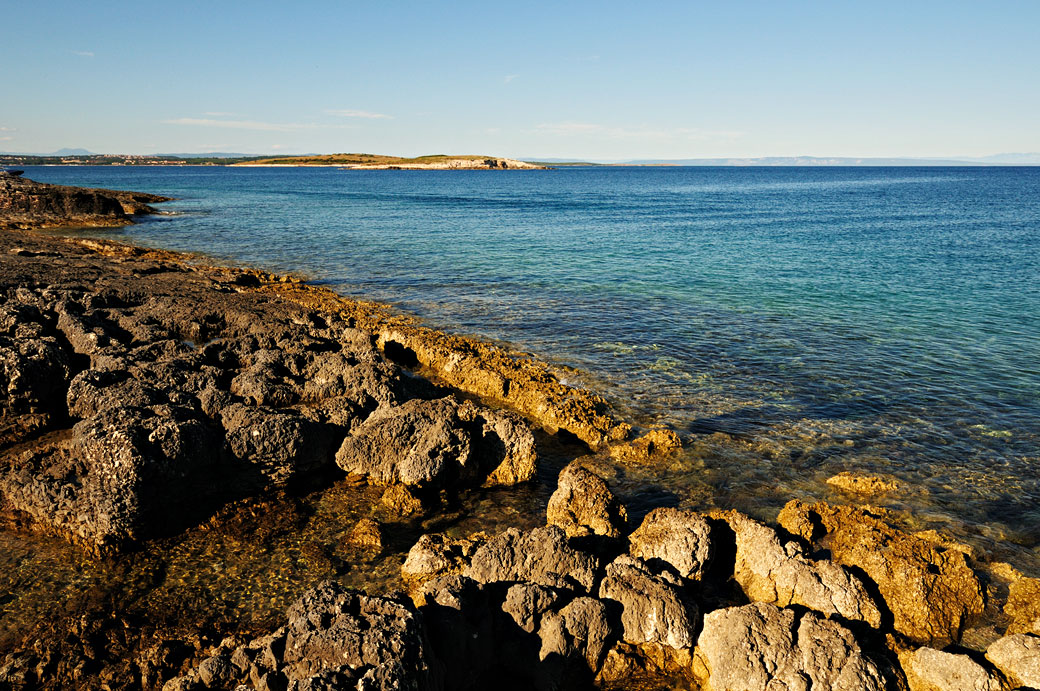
[162,118,335,132]
[71,50,94,57]
[503,75,519,84]
[535,122,743,141]
[203,111,237,117]
[0,136,12,141]
[0,127,14,131]
[325,109,393,120]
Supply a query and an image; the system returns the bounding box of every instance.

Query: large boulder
[165,581,442,691]
[695,602,888,691]
[720,510,883,627]
[628,507,713,581]
[335,396,536,489]
[986,634,1040,689]
[464,525,600,593]
[401,533,489,590]
[901,647,1006,691]
[545,461,627,538]
[597,555,698,650]
[779,500,984,645]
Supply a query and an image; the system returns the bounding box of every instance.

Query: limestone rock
[501,583,561,634]
[628,507,712,581]
[380,483,424,516]
[221,403,340,486]
[722,511,882,627]
[597,555,697,649]
[464,525,600,593]
[335,396,536,489]
[779,500,984,645]
[1005,578,1040,635]
[609,428,681,463]
[346,517,383,550]
[0,171,171,229]
[538,597,615,671]
[986,634,1040,689]
[827,470,899,495]
[902,646,1006,691]
[401,533,488,590]
[545,461,627,538]
[696,602,887,691]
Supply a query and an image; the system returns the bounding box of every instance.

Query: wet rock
[628,507,712,581]
[335,396,536,489]
[380,483,424,516]
[1005,577,1040,635]
[901,646,1006,691]
[609,428,681,463]
[721,510,883,627]
[827,470,899,495]
[986,634,1040,689]
[346,517,383,550]
[401,533,488,590]
[597,555,697,649]
[779,500,984,645]
[545,461,627,538]
[464,525,600,593]
[695,602,888,691]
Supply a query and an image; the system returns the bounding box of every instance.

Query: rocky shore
[0,170,171,230]
[0,177,1037,690]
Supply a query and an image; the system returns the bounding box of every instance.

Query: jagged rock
[401,533,488,590]
[986,634,1040,689]
[0,172,171,229]
[1005,578,1040,635]
[464,525,600,593]
[545,461,627,538]
[720,510,883,627]
[502,583,562,634]
[221,403,340,486]
[597,555,697,649]
[538,597,614,671]
[335,396,536,489]
[346,517,383,550]
[609,428,681,463]
[779,500,984,645]
[628,507,712,581]
[901,647,1006,691]
[695,602,888,691]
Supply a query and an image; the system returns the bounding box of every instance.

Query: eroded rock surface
[779,500,984,645]
[545,460,627,538]
[901,646,1006,691]
[986,634,1040,689]
[627,507,712,581]
[0,171,171,229]
[695,602,888,691]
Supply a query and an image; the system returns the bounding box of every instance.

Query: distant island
[233,153,544,169]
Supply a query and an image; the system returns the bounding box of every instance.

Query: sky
[2,0,1038,159]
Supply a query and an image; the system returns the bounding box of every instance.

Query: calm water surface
[21,165,1040,568]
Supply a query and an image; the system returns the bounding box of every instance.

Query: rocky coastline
[0,176,1037,690]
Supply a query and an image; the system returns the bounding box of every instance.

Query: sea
[20,164,1040,569]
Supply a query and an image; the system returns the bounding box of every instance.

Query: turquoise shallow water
[21,165,1040,567]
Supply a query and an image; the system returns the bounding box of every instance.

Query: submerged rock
[826,470,899,496]
[545,460,628,538]
[1005,577,1040,635]
[608,428,681,463]
[695,602,888,691]
[779,500,984,645]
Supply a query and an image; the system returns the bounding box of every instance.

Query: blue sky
[2,1,1038,158]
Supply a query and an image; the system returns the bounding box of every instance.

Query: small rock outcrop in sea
[545,460,627,538]
[0,171,171,229]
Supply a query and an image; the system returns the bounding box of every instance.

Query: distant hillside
[235,153,543,169]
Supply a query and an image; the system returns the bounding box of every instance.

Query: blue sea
[22,165,1040,566]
